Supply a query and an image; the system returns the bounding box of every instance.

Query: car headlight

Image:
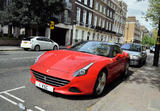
[130,55,140,60]
[73,63,94,77]
[34,53,44,63]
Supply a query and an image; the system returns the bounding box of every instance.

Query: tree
[0,0,65,37]
[145,0,160,66]
[141,35,156,46]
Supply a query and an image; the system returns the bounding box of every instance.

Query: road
[0,50,155,111]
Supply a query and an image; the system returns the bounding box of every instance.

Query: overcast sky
[123,0,152,31]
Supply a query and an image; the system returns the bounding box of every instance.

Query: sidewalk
[0,46,22,51]
[88,55,160,111]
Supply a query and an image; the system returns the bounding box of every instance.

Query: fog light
[69,87,81,93]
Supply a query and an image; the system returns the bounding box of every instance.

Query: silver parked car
[121,43,147,66]
[20,36,59,51]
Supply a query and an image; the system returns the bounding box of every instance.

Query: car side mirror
[116,54,124,60]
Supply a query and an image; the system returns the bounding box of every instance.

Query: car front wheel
[93,71,107,96]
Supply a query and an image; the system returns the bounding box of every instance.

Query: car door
[110,45,124,79]
[44,38,54,50]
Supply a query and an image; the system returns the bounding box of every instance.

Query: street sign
[50,21,55,30]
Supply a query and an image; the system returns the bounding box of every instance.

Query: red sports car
[30,41,129,96]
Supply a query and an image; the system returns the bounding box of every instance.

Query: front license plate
[35,81,53,92]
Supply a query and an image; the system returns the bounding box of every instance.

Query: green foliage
[145,0,160,26]
[0,0,65,35]
[141,35,156,46]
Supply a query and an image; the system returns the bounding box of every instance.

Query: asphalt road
[0,51,101,111]
[0,50,154,111]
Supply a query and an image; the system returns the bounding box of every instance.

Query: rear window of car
[22,36,34,41]
[121,44,142,52]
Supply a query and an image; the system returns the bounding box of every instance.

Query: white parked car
[20,36,59,51]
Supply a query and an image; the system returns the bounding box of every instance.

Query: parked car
[121,43,147,66]
[30,41,130,96]
[20,36,59,51]
[150,46,155,53]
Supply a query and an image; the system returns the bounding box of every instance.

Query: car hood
[35,50,107,73]
[123,50,141,56]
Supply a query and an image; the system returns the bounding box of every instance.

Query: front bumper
[30,69,96,95]
[129,59,140,66]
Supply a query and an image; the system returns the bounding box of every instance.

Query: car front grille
[32,70,70,87]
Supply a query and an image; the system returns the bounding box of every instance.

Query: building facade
[124,16,142,43]
[71,0,127,45]
[0,0,128,46]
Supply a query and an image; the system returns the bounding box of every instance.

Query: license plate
[24,42,28,44]
[35,81,53,92]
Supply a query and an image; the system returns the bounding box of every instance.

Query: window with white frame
[102,19,105,28]
[82,30,84,40]
[84,0,87,5]
[99,17,101,27]
[110,11,112,18]
[103,7,106,15]
[75,29,78,40]
[89,0,93,8]
[100,5,102,12]
[88,12,92,27]
[94,16,97,26]
[96,2,98,10]
[76,7,81,23]
[107,9,110,17]
[83,10,87,25]
[106,21,108,30]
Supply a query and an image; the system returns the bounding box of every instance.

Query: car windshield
[69,41,111,57]
[121,44,141,52]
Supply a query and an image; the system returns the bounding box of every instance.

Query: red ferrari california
[30,41,129,96]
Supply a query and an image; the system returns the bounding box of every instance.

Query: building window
[76,7,81,23]
[103,7,106,15]
[96,2,98,10]
[82,30,84,40]
[84,0,87,5]
[75,29,78,40]
[107,9,110,17]
[83,10,87,25]
[100,5,102,12]
[99,17,101,27]
[94,16,97,26]
[93,33,95,40]
[106,21,108,30]
[102,19,105,28]
[89,0,93,8]
[88,12,92,27]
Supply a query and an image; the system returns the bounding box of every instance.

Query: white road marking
[35,106,46,111]
[0,86,25,94]
[4,92,25,103]
[0,95,17,105]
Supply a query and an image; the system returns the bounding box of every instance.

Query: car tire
[93,71,107,96]
[24,48,29,51]
[53,45,58,50]
[34,45,40,51]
